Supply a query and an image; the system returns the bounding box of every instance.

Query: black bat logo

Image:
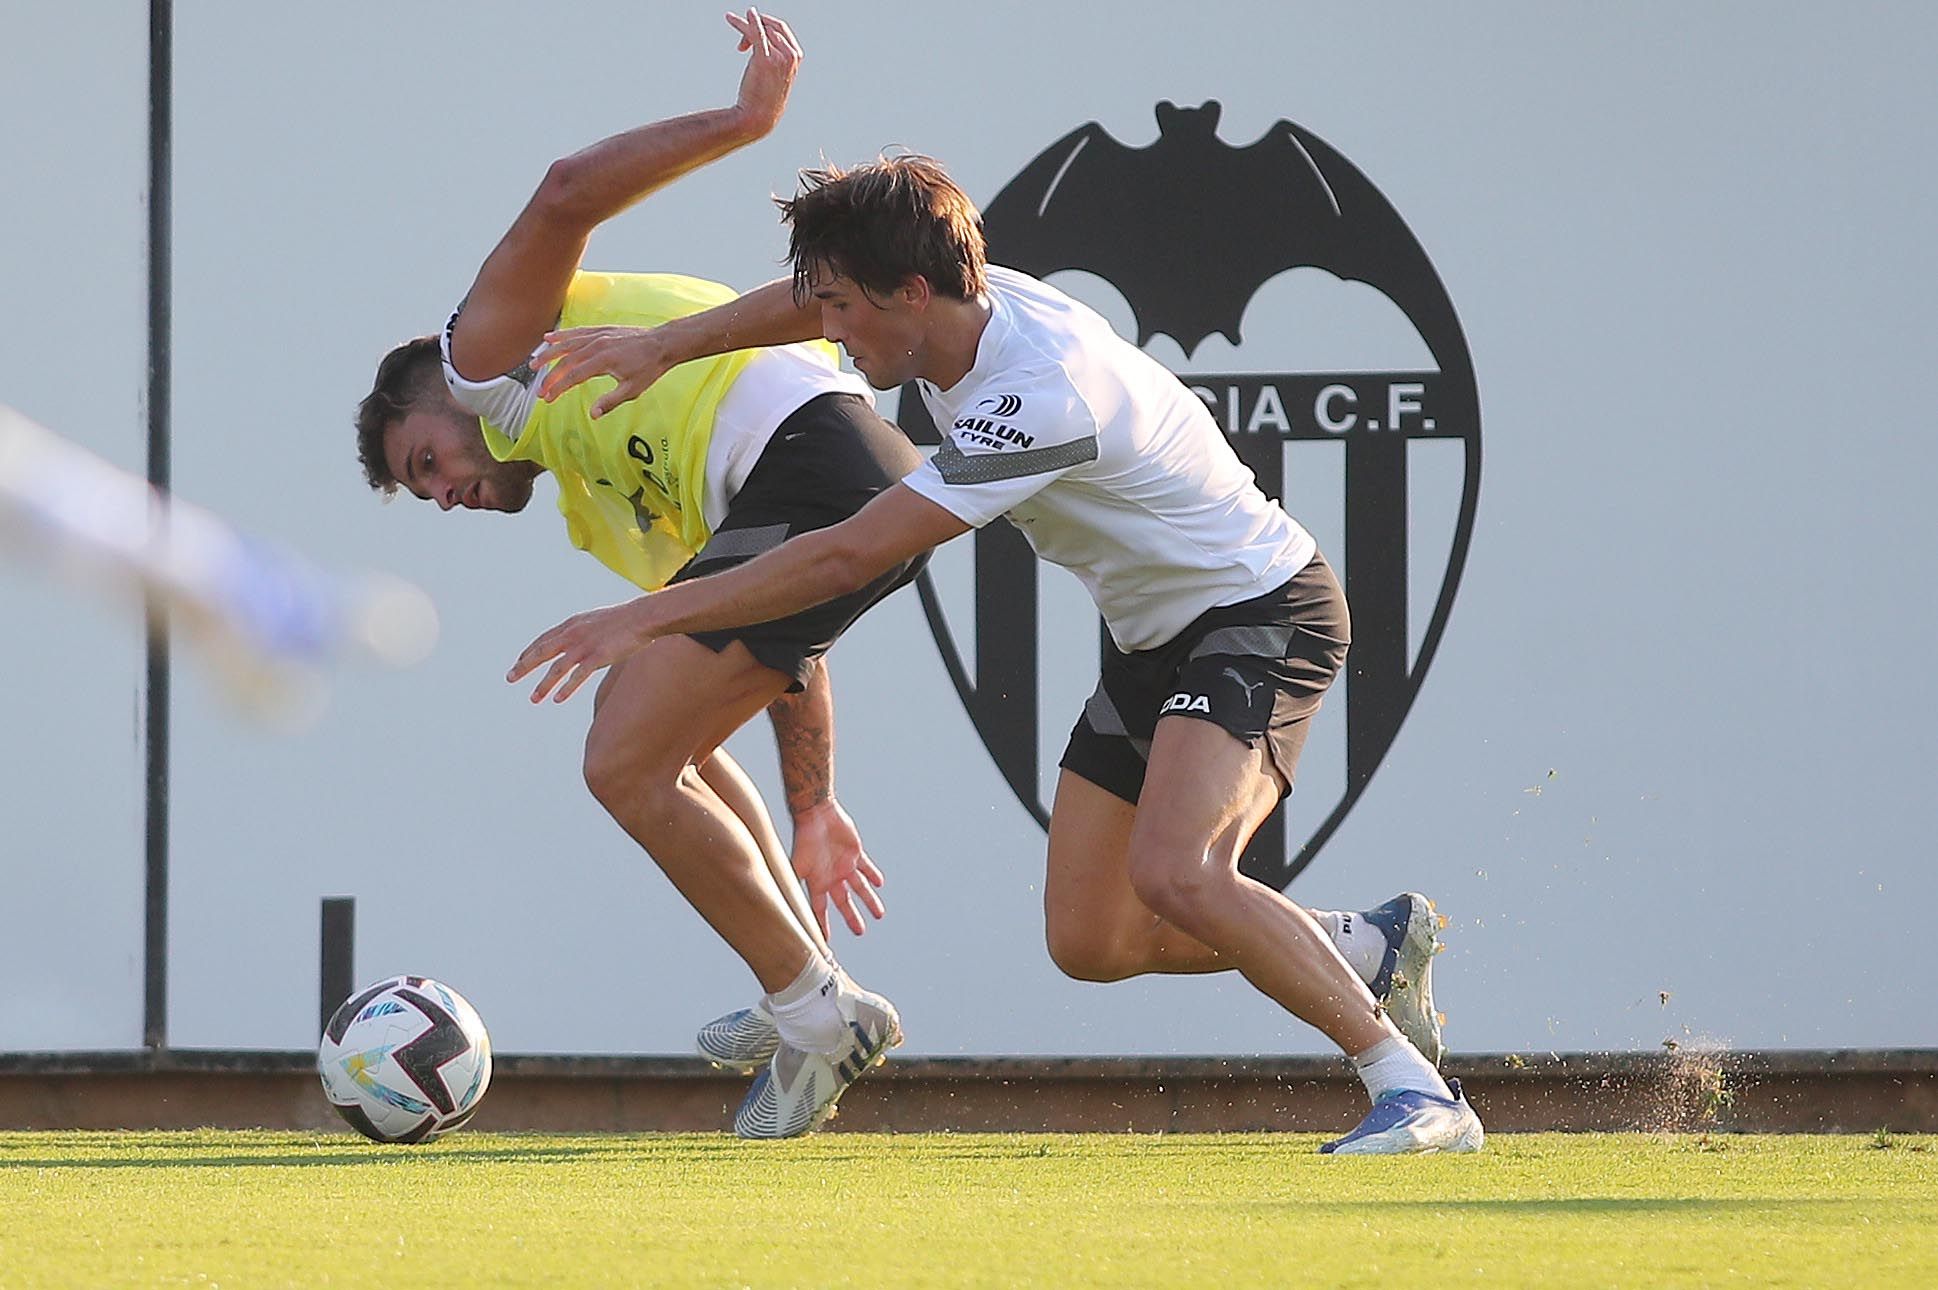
[980,99,1469,375]
[904,102,1482,891]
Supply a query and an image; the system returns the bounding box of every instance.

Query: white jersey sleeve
[900,370,1099,528]
[438,310,539,438]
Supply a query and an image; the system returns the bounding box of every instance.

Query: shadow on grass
[0,1142,645,1170]
[0,1135,1259,1171]
[1220,1197,1897,1217]
[0,1144,1902,1222]
[4,1133,1922,1179]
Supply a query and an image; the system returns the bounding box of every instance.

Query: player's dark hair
[355,335,443,493]
[778,155,987,305]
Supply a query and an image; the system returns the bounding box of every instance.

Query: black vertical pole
[142,0,173,1053]
[319,899,356,1036]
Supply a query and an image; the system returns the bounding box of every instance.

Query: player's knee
[581,725,678,819]
[1126,849,1221,928]
[580,743,634,814]
[1044,918,1139,983]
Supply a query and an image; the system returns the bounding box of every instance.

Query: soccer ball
[318,975,493,1143]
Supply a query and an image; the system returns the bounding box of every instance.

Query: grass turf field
[1,1131,1933,1287]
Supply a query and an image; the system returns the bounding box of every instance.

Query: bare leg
[584,636,820,992]
[1119,715,1391,1055]
[1044,765,1311,980]
[1043,771,1226,979]
[696,747,837,966]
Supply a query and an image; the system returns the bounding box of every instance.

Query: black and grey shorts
[1059,552,1351,805]
[669,392,927,690]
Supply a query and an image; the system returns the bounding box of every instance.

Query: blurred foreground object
[1,403,438,724]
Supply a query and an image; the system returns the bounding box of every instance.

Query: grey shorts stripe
[689,522,790,567]
[1188,624,1296,660]
[1083,683,1152,761]
[933,435,1099,484]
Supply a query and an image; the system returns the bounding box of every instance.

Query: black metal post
[142,0,173,1052]
[319,898,356,1036]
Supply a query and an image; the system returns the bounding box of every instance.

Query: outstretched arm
[767,659,886,938]
[511,482,969,702]
[448,9,803,380]
[535,278,824,415]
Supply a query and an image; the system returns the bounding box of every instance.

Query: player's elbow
[532,156,597,223]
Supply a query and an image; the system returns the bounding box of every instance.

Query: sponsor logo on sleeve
[953,398,1035,451]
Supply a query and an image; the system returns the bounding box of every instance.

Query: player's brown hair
[778,155,988,305]
[355,335,443,493]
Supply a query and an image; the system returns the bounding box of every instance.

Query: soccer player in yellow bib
[352,11,913,1138]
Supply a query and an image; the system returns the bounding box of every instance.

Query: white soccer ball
[318,975,493,1143]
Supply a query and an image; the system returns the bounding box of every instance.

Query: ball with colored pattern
[317,975,493,1143]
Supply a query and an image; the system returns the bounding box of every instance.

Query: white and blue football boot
[1361,892,1447,1066]
[1319,1078,1485,1155]
[733,986,902,1139]
[696,1000,780,1074]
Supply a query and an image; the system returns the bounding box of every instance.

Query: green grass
[1,1131,1933,1287]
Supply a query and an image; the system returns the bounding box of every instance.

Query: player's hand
[724,8,801,139]
[790,798,886,938]
[535,325,674,416]
[508,599,661,704]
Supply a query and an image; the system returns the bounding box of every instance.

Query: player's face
[385,406,536,513]
[812,272,925,389]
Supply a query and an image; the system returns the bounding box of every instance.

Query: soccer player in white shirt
[523,157,1483,1154]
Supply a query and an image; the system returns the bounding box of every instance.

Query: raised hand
[535,325,675,414]
[723,8,802,139]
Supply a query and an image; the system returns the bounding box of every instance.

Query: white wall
[4,1,1934,1057]
[0,0,149,1050]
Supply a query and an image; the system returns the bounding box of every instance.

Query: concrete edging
[2,1049,1932,1134]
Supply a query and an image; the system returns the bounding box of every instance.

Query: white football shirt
[900,266,1315,651]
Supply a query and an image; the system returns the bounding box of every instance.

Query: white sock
[1311,909,1386,986]
[1353,1034,1452,1104]
[766,957,846,1054]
